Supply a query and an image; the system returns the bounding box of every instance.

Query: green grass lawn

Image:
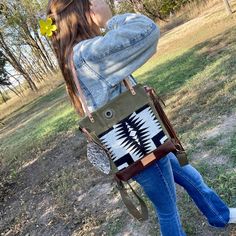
[0,85,78,175]
[0,1,236,235]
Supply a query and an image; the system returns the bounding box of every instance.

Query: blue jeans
[132,152,230,236]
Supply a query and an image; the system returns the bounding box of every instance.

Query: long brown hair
[46,0,101,117]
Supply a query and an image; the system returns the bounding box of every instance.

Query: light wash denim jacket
[73,13,160,174]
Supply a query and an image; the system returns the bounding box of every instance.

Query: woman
[45,0,236,235]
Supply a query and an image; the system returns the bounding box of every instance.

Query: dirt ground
[0,126,235,235]
[0,129,153,236]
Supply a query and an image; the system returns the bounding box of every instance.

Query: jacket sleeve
[75,13,160,87]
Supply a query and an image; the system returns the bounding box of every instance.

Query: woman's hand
[89,0,113,28]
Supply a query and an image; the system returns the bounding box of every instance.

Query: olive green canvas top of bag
[78,84,170,138]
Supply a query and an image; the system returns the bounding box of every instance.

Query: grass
[220,131,236,163]
[0,71,64,121]
[0,0,236,235]
[106,217,126,235]
[48,168,83,206]
[133,25,236,162]
[0,84,78,178]
[159,0,222,33]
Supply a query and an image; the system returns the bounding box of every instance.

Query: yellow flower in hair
[39,18,57,37]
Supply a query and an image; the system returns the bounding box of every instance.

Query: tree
[0,0,58,92]
[0,50,10,86]
[115,0,194,21]
[0,50,11,103]
[0,50,24,103]
[107,0,116,14]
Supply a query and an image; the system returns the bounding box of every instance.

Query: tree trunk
[223,0,232,14]
[0,32,38,91]
[6,71,25,96]
[35,32,57,69]
[0,88,8,103]
[108,0,116,14]
[6,85,21,97]
[20,24,55,71]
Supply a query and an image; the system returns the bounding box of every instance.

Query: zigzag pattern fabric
[98,104,168,170]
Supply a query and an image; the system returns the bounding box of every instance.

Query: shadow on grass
[140,27,236,96]
[0,84,67,135]
[139,27,236,135]
[0,83,79,169]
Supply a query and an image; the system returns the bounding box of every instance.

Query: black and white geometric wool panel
[98,104,168,171]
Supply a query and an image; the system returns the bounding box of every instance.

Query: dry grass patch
[0,71,64,121]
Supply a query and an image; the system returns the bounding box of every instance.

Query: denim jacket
[73,13,160,174]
